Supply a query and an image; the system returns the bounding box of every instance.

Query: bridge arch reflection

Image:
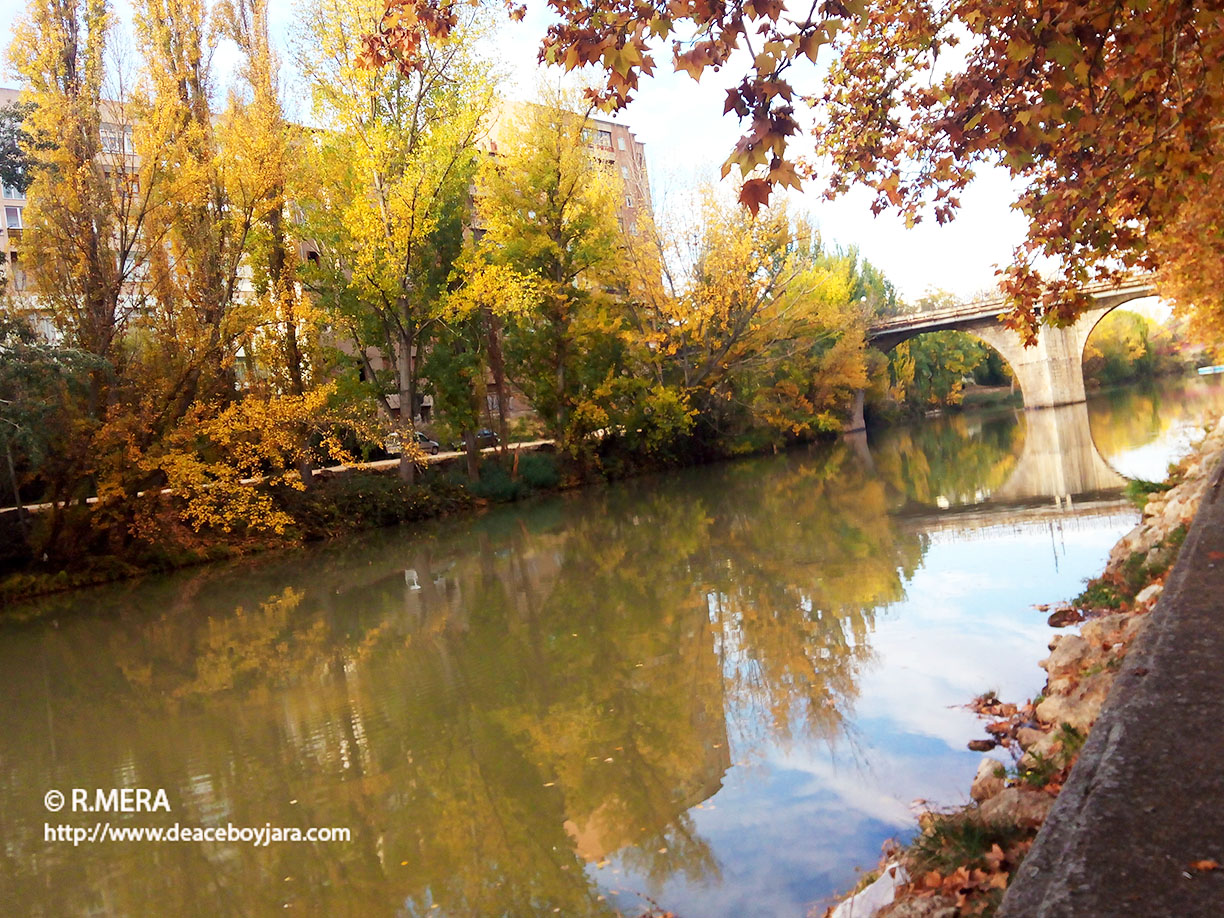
[867,399,1129,517]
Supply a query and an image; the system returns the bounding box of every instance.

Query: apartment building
[1,87,654,430]
[483,101,653,235]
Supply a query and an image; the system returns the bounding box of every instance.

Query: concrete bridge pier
[971,307,1111,410]
[844,388,866,433]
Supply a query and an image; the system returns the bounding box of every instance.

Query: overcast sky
[2,0,1032,303]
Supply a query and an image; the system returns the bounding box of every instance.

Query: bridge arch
[882,327,1020,405]
[863,280,1158,420]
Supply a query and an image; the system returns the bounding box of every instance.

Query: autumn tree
[296,0,496,482]
[127,0,272,421]
[217,0,330,487]
[889,331,988,410]
[366,0,1224,339]
[8,0,153,376]
[424,261,536,478]
[635,191,875,442]
[470,90,647,452]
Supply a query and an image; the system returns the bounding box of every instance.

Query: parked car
[452,429,500,451]
[385,431,441,456]
[415,431,442,455]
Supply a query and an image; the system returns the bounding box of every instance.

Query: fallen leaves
[915,862,1011,908]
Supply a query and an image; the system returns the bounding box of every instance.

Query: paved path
[999,456,1224,916]
[0,439,556,517]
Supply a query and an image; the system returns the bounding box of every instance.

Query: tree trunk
[482,305,510,455]
[463,429,480,482]
[269,205,316,490]
[3,434,26,533]
[397,323,416,484]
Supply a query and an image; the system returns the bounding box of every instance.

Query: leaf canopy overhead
[363,0,1224,337]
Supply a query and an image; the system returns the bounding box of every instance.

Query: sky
[2,0,1033,302]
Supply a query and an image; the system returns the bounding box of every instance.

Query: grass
[1074,523,1188,610]
[1014,751,1060,788]
[908,810,1029,875]
[1124,477,1172,509]
[1074,579,1126,610]
[1006,723,1086,789]
[1056,723,1086,759]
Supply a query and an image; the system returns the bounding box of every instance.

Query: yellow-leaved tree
[632,191,876,444]
[295,0,497,482]
[472,87,691,461]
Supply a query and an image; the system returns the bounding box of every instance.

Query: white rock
[1041,634,1090,677]
[979,786,1055,829]
[971,757,1006,802]
[1035,671,1113,732]
[1135,582,1164,607]
[1080,613,1127,646]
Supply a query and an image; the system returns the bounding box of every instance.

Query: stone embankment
[826,416,1224,918]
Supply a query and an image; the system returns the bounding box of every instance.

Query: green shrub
[470,462,528,502]
[908,810,1028,874]
[1075,579,1125,610]
[1124,478,1171,509]
[517,451,560,490]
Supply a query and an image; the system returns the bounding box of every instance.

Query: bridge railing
[868,276,1155,334]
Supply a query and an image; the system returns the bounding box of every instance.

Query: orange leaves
[768,159,802,191]
[1189,859,1221,872]
[902,836,1029,917]
[738,178,772,215]
[916,863,1009,905]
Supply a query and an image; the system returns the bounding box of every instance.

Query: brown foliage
[363,0,1224,333]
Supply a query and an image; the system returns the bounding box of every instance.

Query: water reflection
[3,377,1224,918]
[874,375,1224,510]
[1,448,923,918]
[1087,375,1224,480]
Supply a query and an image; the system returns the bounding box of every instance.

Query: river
[3,376,1224,918]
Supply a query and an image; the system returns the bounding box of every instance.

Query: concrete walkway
[999,457,1224,916]
[0,439,556,517]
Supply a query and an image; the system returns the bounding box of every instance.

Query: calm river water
[4,377,1224,918]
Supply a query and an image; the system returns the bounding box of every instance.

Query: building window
[618,137,627,150]
[625,195,634,208]
[620,165,629,178]
[4,206,21,230]
[99,123,134,154]
[595,129,613,149]
[2,184,21,200]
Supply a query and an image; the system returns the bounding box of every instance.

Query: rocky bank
[824,415,1224,918]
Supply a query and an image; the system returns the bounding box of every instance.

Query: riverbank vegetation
[1,0,907,599]
[1082,310,1194,389]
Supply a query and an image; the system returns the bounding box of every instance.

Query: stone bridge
[848,277,1157,431]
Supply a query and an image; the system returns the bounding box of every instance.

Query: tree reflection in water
[7,378,1222,917]
[1,441,927,917]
